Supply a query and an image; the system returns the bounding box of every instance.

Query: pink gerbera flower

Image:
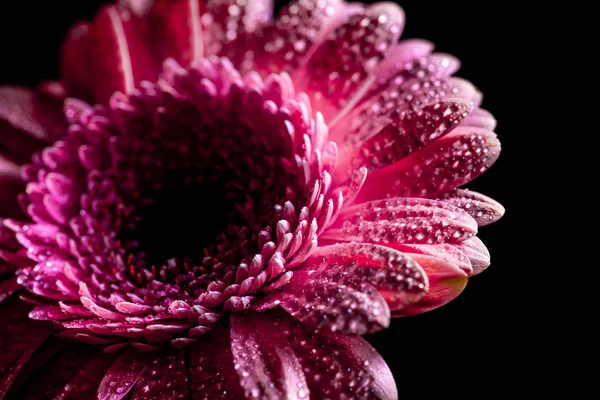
[0,0,504,399]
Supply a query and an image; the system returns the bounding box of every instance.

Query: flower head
[0,0,504,399]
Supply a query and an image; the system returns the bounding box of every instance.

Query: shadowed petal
[97,349,148,400]
[132,349,189,400]
[281,312,397,399]
[391,253,468,315]
[0,299,54,399]
[0,86,66,143]
[355,126,501,202]
[230,312,310,399]
[188,324,245,400]
[0,277,20,304]
[60,22,95,102]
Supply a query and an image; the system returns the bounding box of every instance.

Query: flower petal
[0,277,20,304]
[230,312,310,399]
[91,5,156,103]
[462,107,497,130]
[188,324,245,400]
[330,52,472,145]
[132,349,189,400]
[153,0,204,66]
[203,0,274,68]
[391,253,468,316]
[309,242,429,309]
[60,21,95,101]
[387,242,473,276]
[0,299,54,398]
[97,349,148,400]
[252,0,345,76]
[258,271,390,335]
[454,236,490,275]
[282,313,397,399]
[0,86,66,143]
[324,197,478,245]
[438,188,505,226]
[355,126,500,202]
[334,98,472,179]
[295,2,405,122]
[7,344,115,400]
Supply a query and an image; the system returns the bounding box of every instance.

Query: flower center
[13,58,343,347]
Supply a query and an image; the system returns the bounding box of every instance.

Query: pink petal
[331,52,471,142]
[203,0,274,68]
[91,5,155,103]
[188,324,245,400]
[392,253,468,316]
[97,349,148,400]
[230,312,310,399]
[282,312,397,399]
[309,242,429,309]
[252,0,345,76]
[334,98,472,178]
[258,271,390,335]
[0,86,66,143]
[132,349,189,400]
[454,236,490,275]
[462,107,497,130]
[388,242,473,275]
[438,188,505,226]
[295,3,405,122]
[324,197,478,245]
[153,0,204,66]
[355,126,501,202]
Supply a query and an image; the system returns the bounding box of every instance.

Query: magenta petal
[296,3,405,122]
[259,271,390,335]
[155,0,204,66]
[455,236,490,275]
[334,98,472,178]
[188,324,245,400]
[230,312,310,399]
[308,242,429,309]
[252,0,345,76]
[438,188,505,226]
[203,0,274,67]
[324,197,478,245]
[388,243,473,276]
[392,253,468,316]
[0,86,66,143]
[282,313,397,399]
[132,349,189,400]
[97,349,148,400]
[91,5,155,103]
[355,126,501,202]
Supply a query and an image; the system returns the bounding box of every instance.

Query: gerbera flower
[0,0,504,398]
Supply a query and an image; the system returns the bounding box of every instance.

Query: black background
[0,1,531,396]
